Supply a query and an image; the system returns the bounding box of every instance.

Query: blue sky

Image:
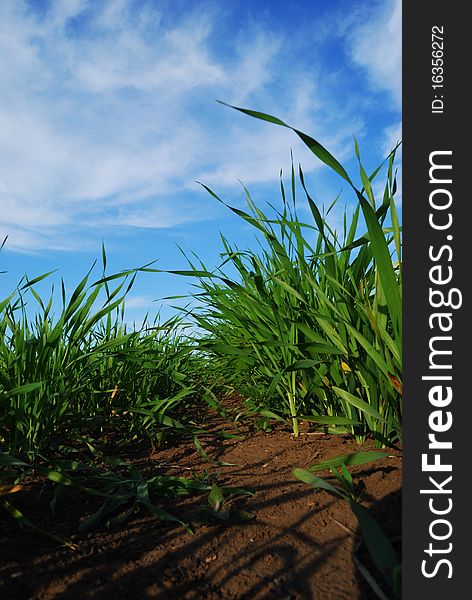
[0,0,401,324]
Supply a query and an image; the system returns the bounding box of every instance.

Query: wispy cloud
[0,0,401,255]
[124,295,156,310]
[346,0,401,109]
[382,121,402,156]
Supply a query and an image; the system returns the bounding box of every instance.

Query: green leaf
[0,452,30,468]
[307,451,386,473]
[292,468,344,497]
[46,471,74,486]
[298,416,361,426]
[349,499,399,590]
[218,101,352,184]
[20,271,57,289]
[208,484,224,509]
[355,192,402,342]
[258,409,286,422]
[3,382,43,398]
[332,387,387,423]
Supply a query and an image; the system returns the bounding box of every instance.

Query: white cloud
[347,0,401,109]
[124,295,155,309]
[101,198,212,229]
[382,121,402,156]
[0,0,394,254]
[0,226,94,255]
[225,30,281,105]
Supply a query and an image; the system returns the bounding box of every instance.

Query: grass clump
[0,254,225,539]
[180,105,402,445]
[0,258,199,460]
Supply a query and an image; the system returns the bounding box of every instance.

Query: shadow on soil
[0,419,402,599]
[1,478,350,599]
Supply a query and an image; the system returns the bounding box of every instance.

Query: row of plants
[176,104,402,446]
[0,254,198,460]
[0,250,242,539]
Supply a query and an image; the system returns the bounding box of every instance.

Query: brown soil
[0,405,401,600]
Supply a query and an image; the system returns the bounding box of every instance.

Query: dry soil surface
[0,407,401,599]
